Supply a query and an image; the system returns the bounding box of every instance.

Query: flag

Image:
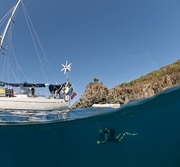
[71,91,77,100]
[68,87,77,100]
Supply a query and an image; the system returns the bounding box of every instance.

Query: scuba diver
[97,128,137,144]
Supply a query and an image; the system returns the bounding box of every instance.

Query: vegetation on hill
[119,59,180,87]
[93,78,99,83]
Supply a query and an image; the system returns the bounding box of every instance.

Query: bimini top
[0,81,47,88]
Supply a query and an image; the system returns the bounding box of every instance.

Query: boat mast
[0,0,21,49]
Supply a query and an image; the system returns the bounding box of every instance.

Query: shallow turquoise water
[0,86,180,167]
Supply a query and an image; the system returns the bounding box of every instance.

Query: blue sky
[1,0,180,101]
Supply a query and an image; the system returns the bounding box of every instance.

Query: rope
[21,1,56,80]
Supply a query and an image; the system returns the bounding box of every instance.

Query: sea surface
[0,86,180,167]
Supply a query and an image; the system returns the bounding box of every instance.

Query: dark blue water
[0,86,180,167]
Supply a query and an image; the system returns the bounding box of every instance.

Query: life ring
[64,95,69,102]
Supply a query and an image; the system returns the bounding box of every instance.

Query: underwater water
[0,86,180,167]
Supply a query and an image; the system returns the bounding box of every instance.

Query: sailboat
[0,0,76,111]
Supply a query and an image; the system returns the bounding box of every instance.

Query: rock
[71,60,180,109]
[71,82,109,108]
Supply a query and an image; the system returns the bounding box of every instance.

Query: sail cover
[0,81,46,87]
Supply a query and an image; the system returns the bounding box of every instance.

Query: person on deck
[31,87,35,96]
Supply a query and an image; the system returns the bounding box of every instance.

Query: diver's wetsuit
[98,128,119,144]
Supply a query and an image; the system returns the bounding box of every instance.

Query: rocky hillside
[71,59,180,109]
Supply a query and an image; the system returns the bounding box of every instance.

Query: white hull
[92,104,120,108]
[0,97,69,111]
